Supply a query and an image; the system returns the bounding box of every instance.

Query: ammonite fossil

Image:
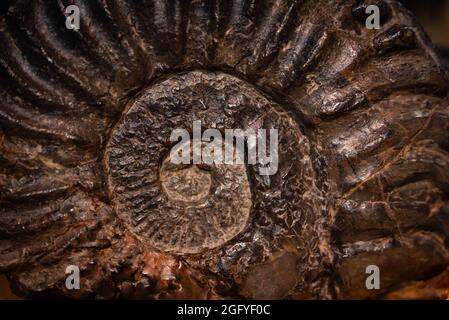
[0,0,449,300]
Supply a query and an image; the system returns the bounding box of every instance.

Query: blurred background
[0,0,448,300]
[400,0,449,66]
[0,276,16,299]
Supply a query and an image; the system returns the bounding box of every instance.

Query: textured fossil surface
[0,0,448,299]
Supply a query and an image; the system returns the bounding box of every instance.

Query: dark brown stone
[0,0,448,299]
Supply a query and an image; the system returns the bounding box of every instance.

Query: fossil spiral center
[105,70,313,255]
[160,163,212,205]
[106,71,277,254]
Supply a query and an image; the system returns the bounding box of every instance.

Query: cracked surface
[106,72,256,254]
[0,0,448,299]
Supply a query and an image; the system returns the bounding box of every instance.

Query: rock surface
[0,0,448,299]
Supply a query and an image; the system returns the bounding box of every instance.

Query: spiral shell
[0,0,448,299]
